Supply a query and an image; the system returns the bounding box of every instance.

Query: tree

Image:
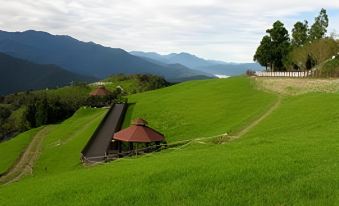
[254,35,272,70]
[309,8,329,41]
[288,37,338,71]
[25,103,37,128]
[308,38,339,65]
[266,21,291,71]
[35,97,49,127]
[292,21,309,47]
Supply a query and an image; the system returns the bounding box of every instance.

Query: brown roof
[113,121,165,143]
[89,86,111,96]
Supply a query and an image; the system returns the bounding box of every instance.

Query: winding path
[176,96,282,145]
[230,95,282,139]
[0,126,52,185]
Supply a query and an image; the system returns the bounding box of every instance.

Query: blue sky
[0,0,338,62]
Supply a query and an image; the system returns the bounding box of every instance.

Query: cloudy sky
[0,0,338,62]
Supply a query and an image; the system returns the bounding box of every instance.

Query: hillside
[1,77,339,205]
[123,77,275,142]
[0,74,169,142]
[0,128,41,175]
[0,30,210,81]
[0,52,96,95]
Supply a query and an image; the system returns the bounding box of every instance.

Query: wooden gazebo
[89,86,111,96]
[112,118,165,153]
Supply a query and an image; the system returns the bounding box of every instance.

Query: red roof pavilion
[89,86,111,96]
[113,118,165,143]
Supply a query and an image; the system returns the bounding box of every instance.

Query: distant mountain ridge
[0,30,210,82]
[130,51,222,68]
[130,51,263,76]
[0,52,96,95]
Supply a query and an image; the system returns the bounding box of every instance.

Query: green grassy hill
[33,107,106,176]
[123,77,276,142]
[0,128,41,174]
[0,77,338,205]
[0,74,168,142]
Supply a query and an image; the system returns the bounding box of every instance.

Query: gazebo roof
[132,118,148,126]
[113,120,165,143]
[89,86,111,96]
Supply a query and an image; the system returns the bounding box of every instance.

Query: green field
[0,77,338,205]
[0,128,41,174]
[123,77,276,142]
[33,107,107,176]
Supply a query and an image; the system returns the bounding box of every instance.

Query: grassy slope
[0,77,276,204]
[100,78,139,93]
[123,77,276,142]
[0,92,338,205]
[40,85,92,97]
[0,128,41,174]
[33,107,107,176]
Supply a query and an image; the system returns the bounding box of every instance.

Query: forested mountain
[0,30,209,82]
[0,52,95,95]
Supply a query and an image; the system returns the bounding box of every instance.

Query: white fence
[255,71,312,78]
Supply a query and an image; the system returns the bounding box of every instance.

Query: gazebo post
[156,141,160,150]
[145,143,150,152]
[129,142,134,151]
[118,141,122,154]
[135,143,138,156]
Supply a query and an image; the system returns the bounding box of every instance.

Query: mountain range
[130,51,263,76]
[0,29,263,95]
[0,52,95,95]
[0,30,211,82]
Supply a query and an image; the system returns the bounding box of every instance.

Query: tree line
[254,9,339,72]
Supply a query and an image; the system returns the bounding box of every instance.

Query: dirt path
[180,96,283,145]
[0,126,53,185]
[230,96,282,139]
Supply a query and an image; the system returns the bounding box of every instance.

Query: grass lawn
[98,78,140,93]
[1,77,338,205]
[0,128,41,175]
[123,77,276,142]
[0,92,338,205]
[33,107,107,176]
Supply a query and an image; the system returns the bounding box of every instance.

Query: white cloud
[0,0,338,62]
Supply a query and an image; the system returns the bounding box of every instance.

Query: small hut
[89,86,111,96]
[112,118,165,154]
